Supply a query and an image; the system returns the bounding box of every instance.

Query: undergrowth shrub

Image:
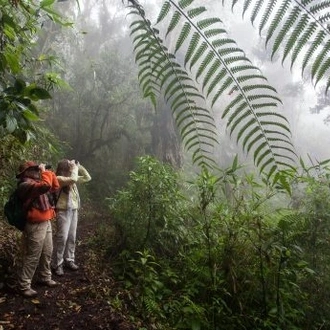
[0,221,22,289]
[100,156,330,330]
[108,156,187,255]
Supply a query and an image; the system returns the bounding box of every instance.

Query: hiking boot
[52,264,64,276]
[21,288,38,298]
[38,279,58,287]
[65,261,79,271]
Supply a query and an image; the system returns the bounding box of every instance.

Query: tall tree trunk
[151,101,183,168]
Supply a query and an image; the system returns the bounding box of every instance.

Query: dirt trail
[0,209,137,330]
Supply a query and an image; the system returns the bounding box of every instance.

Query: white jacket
[56,165,91,210]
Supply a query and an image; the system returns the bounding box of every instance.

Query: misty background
[44,0,330,197]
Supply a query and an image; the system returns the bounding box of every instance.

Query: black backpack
[4,190,32,231]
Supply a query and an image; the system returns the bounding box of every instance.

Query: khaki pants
[18,220,53,291]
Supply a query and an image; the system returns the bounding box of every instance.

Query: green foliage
[108,155,186,254]
[127,0,306,175]
[129,4,218,168]
[98,156,330,329]
[0,79,51,142]
[0,220,21,288]
[0,0,70,142]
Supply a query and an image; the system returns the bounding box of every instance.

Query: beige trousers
[18,220,53,291]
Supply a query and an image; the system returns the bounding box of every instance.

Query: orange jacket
[18,171,60,223]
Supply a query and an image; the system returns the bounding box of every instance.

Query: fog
[53,0,330,171]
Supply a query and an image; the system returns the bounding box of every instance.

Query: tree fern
[126,0,330,177]
[227,0,330,89]
[128,2,218,168]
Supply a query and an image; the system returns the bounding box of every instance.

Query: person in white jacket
[51,159,91,276]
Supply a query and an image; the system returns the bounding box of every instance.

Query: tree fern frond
[258,0,277,34]
[218,48,246,57]
[175,22,191,53]
[184,32,201,67]
[256,149,273,167]
[254,141,268,162]
[211,38,238,49]
[197,18,223,30]
[242,84,278,94]
[256,111,289,123]
[206,69,227,96]
[166,11,182,37]
[202,59,222,91]
[185,136,209,152]
[326,76,330,93]
[221,0,330,90]
[273,153,297,164]
[251,0,266,26]
[270,145,297,155]
[242,0,253,19]
[163,73,193,92]
[231,0,240,11]
[225,102,249,129]
[265,0,291,46]
[187,6,207,19]
[247,94,283,104]
[264,129,292,140]
[242,126,261,150]
[177,112,216,129]
[165,84,200,102]
[222,96,245,119]
[251,102,279,109]
[314,57,330,86]
[309,1,330,16]
[129,0,298,175]
[129,3,218,168]
[290,22,317,69]
[245,132,264,153]
[310,41,330,83]
[318,12,330,24]
[271,6,301,60]
[183,127,218,143]
[130,20,147,36]
[156,1,171,24]
[211,76,233,106]
[282,13,309,64]
[169,91,204,107]
[189,41,208,70]
[233,115,255,139]
[223,55,253,65]
[260,158,277,175]
[154,59,179,80]
[192,150,215,168]
[196,51,215,80]
[260,120,291,133]
[179,0,194,10]
[231,65,262,74]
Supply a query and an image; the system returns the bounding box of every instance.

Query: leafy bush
[99,157,330,329]
[108,156,187,255]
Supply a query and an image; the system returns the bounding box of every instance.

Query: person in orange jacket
[16,161,60,298]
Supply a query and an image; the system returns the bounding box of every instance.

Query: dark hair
[56,159,71,176]
[56,159,72,194]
